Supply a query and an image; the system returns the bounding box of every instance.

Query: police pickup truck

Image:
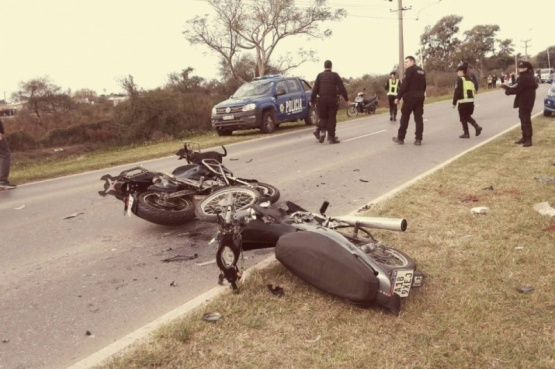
[211,74,318,136]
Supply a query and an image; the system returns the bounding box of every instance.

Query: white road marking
[343,129,387,142]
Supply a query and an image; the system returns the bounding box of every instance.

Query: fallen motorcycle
[346,90,378,117]
[210,191,424,315]
[98,142,279,225]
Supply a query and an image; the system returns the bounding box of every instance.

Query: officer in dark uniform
[502,60,538,147]
[393,56,427,146]
[384,72,401,121]
[310,60,350,144]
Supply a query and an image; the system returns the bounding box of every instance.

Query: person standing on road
[452,65,483,139]
[393,56,427,146]
[0,118,16,188]
[501,61,538,147]
[385,72,401,121]
[310,60,350,144]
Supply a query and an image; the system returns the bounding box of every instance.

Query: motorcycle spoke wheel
[366,244,411,268]
[196,186,260,222]
[347,106,357,117]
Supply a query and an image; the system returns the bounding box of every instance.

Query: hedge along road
[0,86,549,369]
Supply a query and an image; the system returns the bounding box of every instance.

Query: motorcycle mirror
[319,201,329,215]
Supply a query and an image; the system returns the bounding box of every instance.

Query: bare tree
[184,0,346,81]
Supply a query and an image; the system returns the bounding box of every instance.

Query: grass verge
[96,117,555,369]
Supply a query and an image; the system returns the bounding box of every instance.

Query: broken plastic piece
[470,206,489,214]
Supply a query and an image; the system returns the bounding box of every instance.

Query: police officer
[502,61,538,147]
[393,56,427,146]
[310,60,349,144]
[384,72,401,121]
[452,65,482,138]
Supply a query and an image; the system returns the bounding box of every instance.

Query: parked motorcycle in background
[346,89,378,117]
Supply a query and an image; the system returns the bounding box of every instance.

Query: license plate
[392,269,414,297]
[222,115,234,120]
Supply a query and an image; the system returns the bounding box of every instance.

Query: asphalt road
[0,86,549,369]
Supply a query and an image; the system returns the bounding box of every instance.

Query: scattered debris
[470,206,489,214]
[202,312,221,322]
[196,259,216,267]
[246,159,253,163]
[353,169,360,172]
[516,286,534,293]
[357,204,372,212]
[461,195,479,203]
[85,330,92,336]
[515,246,524,250]
[161,254,198,263]
[63,212,84,219]
[305,335,321,344]
[54,148,65,152]
[170,281,177,287]
[2,339,8,343]
[359,179,369,183]
[534,176,555,183]
[482,186,494,191]
[230,158,239,161]
[14,205,25,210]
[267,284,284,297]
[533,202,555,217]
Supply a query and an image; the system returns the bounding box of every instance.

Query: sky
[1,0,552,100]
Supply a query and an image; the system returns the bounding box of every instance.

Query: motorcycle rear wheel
[195,186,260,222]
[244,181,280,203]
[136,191,195,225]
[346,105,358,117]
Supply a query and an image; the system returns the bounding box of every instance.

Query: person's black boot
[392,137,404,145]
[514,138,525,144]
[313,130,320,140]
[523,139,532,147]
[319,132,326,143]
[475,126,482,136]
[459,133,470,138]
[328,137,340,144]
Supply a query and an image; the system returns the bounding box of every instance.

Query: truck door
[274,80,290,122]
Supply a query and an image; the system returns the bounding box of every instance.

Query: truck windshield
[232,81,274,98]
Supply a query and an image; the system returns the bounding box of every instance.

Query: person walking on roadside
[0,118,16,189]
[310,60,350,144]
[384,72,401,121]
[452,65,482,139]
[392,56,427,146]
[492,74,498,88]
[501,61,538,147]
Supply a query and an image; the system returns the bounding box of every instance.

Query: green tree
[455,24,500,76]
[533,46,555,69]
[184,0,346,81]
[419,15,463,72]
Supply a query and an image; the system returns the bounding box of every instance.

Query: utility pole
[389,0,411,77]
[547,47,551,69]
[521,39,531,59]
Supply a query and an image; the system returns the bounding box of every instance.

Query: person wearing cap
[384,72,401,121]
[0,118,16,189]
[310,60,350,144]
[501,61,538,147]
[452,65,483,139]
[393,56,427,146]
[460,62,479,92]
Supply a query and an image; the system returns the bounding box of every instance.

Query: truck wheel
[260,111,276,133]
[544,110,552,117]
[305,106,319,125]
[216,128,233,136]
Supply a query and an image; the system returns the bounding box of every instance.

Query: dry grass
[96,117,555,369]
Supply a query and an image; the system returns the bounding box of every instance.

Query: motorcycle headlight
[242,103,256,112]
[211,107,217,115]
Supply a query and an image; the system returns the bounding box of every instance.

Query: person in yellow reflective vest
[384,72,401,121]
[452,65,482,138]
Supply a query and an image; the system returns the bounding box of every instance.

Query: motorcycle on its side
[98,142,279,226]
[346,89,378,117]
[209,191,424,315]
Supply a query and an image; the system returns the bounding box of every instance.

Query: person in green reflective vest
[452,65,482,139]
[384,72,401,121]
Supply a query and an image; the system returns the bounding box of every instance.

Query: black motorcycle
[209,190,424,315]
[98,142,279,225]
[346,90,378,117]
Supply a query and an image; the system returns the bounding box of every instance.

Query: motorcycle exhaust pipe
[333,215,407,232]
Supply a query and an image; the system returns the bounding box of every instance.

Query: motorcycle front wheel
[346,105,358,117]
[195,186,260,222]
[244,181,280,204]
[136,191,195,225]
